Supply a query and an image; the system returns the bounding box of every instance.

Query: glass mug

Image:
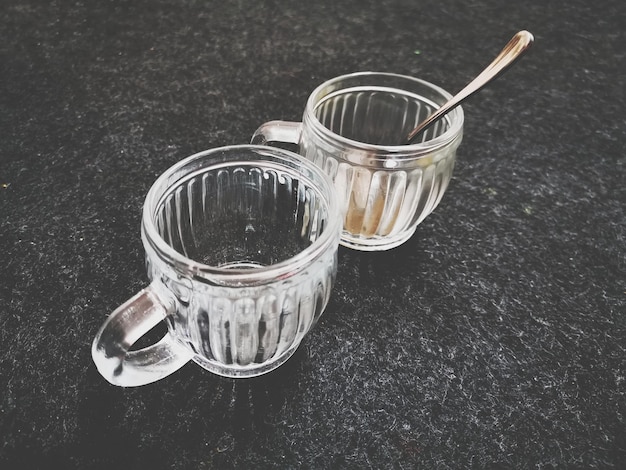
[252,72,464,251]
[92,145,341,386]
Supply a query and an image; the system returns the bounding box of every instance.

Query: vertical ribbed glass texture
[143,146,339,378]
[300,73,464,251]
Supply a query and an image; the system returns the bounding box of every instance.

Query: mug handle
[91,282,194,387]
[251,120,302,146]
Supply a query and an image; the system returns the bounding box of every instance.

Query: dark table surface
[1,0,624,468]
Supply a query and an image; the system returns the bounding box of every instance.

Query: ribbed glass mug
[252,72,464,251]
[92,145,341,386]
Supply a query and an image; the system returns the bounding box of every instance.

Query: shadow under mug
[252,72,464,251]
[92,145,341,386]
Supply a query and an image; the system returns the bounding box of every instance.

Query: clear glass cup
[252,72,464,251]
[91,145,341,386]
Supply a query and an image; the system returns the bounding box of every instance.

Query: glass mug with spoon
[252,71,464,251]
[252,32,533,251]
[92,145,341,386]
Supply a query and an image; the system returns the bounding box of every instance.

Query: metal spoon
[405,30,534,144]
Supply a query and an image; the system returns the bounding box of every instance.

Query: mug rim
[141,145,341,285]
[304,71,464,157]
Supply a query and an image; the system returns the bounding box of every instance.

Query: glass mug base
[191,339,302,378]
[339,226,417,251]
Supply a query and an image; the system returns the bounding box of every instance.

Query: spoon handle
[406,30,534,144]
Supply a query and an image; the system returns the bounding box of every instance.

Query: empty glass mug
[252,72,464,251]
[92,145,341,386]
